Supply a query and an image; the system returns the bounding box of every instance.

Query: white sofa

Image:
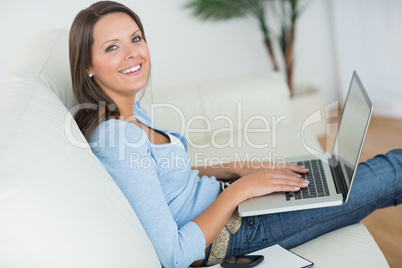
[0,29,389,267]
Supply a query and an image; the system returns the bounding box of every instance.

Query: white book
[210,244,313,268]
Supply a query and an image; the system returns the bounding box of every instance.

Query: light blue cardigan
[90,100,221,268]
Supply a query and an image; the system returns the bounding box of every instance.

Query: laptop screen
[332,71,373,193]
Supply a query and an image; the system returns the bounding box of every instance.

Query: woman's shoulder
[89,119,149,151]
[90,118,136,137]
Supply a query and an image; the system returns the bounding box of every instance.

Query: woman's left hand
[233,161,309,178]
[193,161,308,180]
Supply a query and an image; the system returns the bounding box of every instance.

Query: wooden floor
[318,115,402,268]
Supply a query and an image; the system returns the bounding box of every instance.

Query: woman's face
[90,12,150,102]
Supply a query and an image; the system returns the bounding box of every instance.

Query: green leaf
[183,0,253,21]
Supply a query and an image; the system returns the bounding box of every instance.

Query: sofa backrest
[6,30,77,110]
[139,72,291,155]
[0,29,160,267]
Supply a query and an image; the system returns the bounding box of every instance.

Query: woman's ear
[87,68,94,78]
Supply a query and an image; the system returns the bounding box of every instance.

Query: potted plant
[184,0,306,97]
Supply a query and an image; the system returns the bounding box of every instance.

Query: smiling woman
[69,1,150,140]
[68,2,402,268]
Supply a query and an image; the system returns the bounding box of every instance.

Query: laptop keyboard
[286,159,330,201]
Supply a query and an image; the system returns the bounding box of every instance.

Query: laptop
[238,71,373,216]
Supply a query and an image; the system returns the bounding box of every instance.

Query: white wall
[294,0,338,101]
[0,0,268,86]
[330,0,402,118]
[1,0,401,117]
[0,0,334,96]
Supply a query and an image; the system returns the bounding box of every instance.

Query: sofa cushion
[0,29,160,267]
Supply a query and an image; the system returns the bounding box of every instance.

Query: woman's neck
[111,94,136,122]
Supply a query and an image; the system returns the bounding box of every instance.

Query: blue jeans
[224,149,402,258]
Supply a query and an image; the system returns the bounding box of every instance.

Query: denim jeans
[223,149,402,259]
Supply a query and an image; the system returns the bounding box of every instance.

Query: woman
[69,1,402,267]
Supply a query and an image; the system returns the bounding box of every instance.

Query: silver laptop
[238,71,373,216]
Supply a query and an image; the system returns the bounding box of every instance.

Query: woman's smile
[119,63,143,75]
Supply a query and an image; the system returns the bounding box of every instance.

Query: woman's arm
[92,121,207,268]
[94,120,309,267]
[192,162,240,179]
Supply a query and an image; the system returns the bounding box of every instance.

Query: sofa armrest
[291,223,389,267]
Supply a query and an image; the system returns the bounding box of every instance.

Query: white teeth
[121,64,141,74]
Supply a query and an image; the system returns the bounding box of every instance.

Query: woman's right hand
[192,163,309,255]
[230,167,309,202]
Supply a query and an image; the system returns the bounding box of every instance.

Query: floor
[318,115,402,268]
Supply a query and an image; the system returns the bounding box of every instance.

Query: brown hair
[69,1,148,140]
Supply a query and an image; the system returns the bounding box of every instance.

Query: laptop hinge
[329,157,348,200]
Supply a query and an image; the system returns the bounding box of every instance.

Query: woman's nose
[125,45,138,60]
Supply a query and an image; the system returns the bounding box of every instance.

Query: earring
[89,73,93,78]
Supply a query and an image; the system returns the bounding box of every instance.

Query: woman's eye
[106,45,118,52]
[132,36,142,43]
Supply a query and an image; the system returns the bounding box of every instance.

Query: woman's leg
[226,149,402,258]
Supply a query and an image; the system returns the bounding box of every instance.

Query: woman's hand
[193,161,308,181]
[229,166,309,202]
[191,161,309,257]
[234,161,308,178]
